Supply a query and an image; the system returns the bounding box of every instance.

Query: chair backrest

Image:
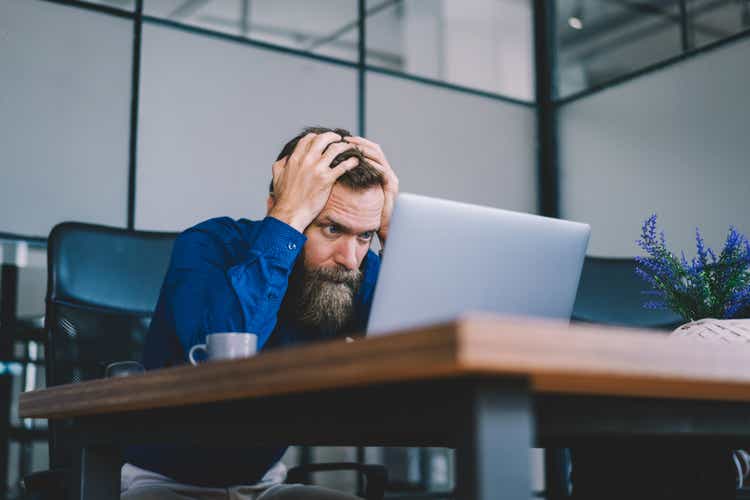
[572,256,682,329]
[44,222,177,469]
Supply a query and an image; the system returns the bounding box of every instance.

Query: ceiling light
[568,0,585,30]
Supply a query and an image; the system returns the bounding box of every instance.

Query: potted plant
[635,214,750,341]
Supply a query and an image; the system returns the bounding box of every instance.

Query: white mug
[188,332,258,365]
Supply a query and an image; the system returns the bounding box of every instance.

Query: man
[121,127,399,500]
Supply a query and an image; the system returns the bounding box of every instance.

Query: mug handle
[188,344,207,365]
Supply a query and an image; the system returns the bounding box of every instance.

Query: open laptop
[366,193,591,335]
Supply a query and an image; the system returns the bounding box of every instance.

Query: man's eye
[359,231,374,241]
[324,225,340,235]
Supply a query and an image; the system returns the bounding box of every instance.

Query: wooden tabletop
[19,314,750,420]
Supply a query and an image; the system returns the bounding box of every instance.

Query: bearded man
[121,127,398,500]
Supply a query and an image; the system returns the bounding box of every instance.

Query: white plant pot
[671,318,750,343]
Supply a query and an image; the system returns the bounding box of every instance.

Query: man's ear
[266,195,275,214]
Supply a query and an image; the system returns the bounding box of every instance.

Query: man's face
[273,183,384,334]
[302,183,384,272]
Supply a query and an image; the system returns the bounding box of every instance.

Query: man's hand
[270,132,359,233]
[344,136,399,244]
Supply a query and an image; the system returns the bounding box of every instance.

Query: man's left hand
[344,136,399,245]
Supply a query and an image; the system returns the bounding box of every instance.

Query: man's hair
[270,126,384,193]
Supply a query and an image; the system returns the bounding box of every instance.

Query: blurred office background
[0,0,748,498]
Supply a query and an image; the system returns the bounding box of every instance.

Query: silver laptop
[367,193,591,335]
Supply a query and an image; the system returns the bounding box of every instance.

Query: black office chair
[571,256,682,329]
[287,462,387,500]
[21,222,177,499]
[21,221,385,500]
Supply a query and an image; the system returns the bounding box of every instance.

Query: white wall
[0,0,132,238]
[367,72,537,214]
[560,36,750,257]
[135,23,358,231]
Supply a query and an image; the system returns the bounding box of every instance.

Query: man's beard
[282,262,362,336]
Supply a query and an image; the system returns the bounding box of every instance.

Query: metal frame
[534,0,560,217]
[127,0,143,230]
[0,233,47,248]
[34,0,133,19]
[0,375,10,496]
[0,265,19,359]
[679,0,692,51]
[358,0,367,138]
[2,264,26,497]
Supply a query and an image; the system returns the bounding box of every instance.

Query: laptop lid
[367,193,591,335]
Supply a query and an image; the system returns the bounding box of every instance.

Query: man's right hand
[269,132,359,233]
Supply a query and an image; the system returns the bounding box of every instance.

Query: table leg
[71,444,121,500]
[455,380,533,500]
[0,374,11,497]
[0,263,18,497]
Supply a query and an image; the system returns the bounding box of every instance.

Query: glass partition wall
[5,0,748,239]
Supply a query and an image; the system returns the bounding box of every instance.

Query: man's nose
[334,237,359,271]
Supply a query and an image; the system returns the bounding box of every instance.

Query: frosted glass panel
[143,0,359,62]
[366,0,534,101]
[688,0,750,48]
[560,37,750,257]
[556,0,682,97]
[136,23,358,231]
[0,0,131,238]
[366,72,537,214]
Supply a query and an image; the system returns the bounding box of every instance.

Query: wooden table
[19,315,750,500]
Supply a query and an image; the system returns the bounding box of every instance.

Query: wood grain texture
[457,315,750,401]
[19,314,750,419]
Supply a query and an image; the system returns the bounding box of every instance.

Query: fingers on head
[321,142,356,166]
[330,157,360,179]
[292,133,317,160]
[366,160,385,174]
[357,143,383,160]
[346,136,381,152]
[308,131,343,157]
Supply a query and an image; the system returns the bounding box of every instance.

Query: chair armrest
[95,360,145,378]
[287,462,387,500]
[21,468,68,499]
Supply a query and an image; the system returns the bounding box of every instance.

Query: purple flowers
[635,215,750,321]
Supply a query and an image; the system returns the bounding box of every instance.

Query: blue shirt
[127,216,380,487]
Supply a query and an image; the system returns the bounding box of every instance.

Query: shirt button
[287,242,297,251]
